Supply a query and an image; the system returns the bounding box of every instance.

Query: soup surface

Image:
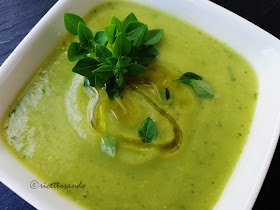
[0,1,258,209]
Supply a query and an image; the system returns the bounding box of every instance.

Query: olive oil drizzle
[89,83,182,153]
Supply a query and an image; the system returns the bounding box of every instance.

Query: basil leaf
[97,62,107,67]
[138,117,157,143]
[134,46,158,66]
[158,88,174,107]
[72,57,99,78]
[145,29,163,45]
[113,34,131,57]
[95,44,112,62]
[92,65,114,77]
[122,69,128,74]
[141,26,150,43]
[107,57,118,66]
[111,16,123,35]
[64,13,85,35]
[144,45,159,56]
[176,72,203,86]
[84,69,109,87]
[67,42,88,62]
[191,79,215,98]
[88,74,109,87]
[92,66,114,85]
[105,24,116,44]
[78,22,94,47]
[136,56,154,66]
[106,77,123,99]
[125,21,146,41]
[134,25,148,45]
[95,31,107,44]
[116,56,131,68]
[125,63,147,76]
[116,71,124,87]
[123,12,138,29]
[101,133,117,158]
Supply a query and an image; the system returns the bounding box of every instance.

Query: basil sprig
[64,13,163,99]
[176,72,214,98]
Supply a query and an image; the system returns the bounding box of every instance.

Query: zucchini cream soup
[1,1,257,209]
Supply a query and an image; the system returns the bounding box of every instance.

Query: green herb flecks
[138,117,157,143]
[176,72,214,98]
[64,12,163,99]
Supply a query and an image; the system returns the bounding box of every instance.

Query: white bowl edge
[1,0,280,209]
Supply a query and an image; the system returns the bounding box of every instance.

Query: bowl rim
[1,0,280,209]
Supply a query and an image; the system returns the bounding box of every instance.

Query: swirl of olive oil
[86,81,182,153]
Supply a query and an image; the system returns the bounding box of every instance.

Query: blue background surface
[0,0,279,209]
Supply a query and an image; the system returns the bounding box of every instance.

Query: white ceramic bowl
[1,0,280,209]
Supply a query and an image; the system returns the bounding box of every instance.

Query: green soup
[0,1,258,209]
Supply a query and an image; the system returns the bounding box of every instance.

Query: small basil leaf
[95,44,112,62]
[64,13,85,35]
[111,16,123,35]
[176,72,203,86]
[134,25,148,45]
[78,22,94,47]
[88,74,110,87]
[72,57,99,78]
[145,29,163,45]
[116,56,131,68]
[144,45,159,56]
[121,57,132,66]
[101,133,117,158]
[113,34,131,57]
[105,24,116,44]
[116,71,124,87]
[191,79,215,98]
[106,77,123,99]
[92,65,114,77]
[122,69,128,73]
[67,42,88,62]
[92,67,114,84]
[95,31,107,44]
[134,46,159,65]
[125,21,145,40]
[158,88,174,107]
[137,57,154,66]
[141,25,150,43]
[138,117,157,143]
[125,63,147,76]
[97,62,108,67]
[123,12,138,29]
[107,57,118,66]
[84,69,109,87]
